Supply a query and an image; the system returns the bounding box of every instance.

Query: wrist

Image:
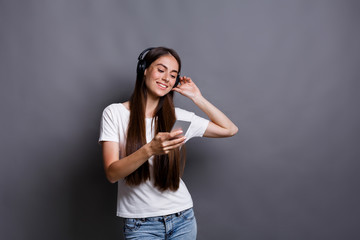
[192,93,204,105]
[143,143,154,158]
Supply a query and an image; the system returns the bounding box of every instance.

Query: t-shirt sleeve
[175,108,209,142]
[99,105,119,143]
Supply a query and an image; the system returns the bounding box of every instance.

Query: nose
[163,74,170,83]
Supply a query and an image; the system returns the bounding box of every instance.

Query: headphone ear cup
[137,47,154,75]
[137,60,146,75]
[173,75,180,87]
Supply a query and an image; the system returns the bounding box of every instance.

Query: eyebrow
[156,63,178,73]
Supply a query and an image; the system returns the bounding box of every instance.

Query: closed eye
[156,63,178,75]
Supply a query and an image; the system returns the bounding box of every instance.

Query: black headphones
[137,47,180,87]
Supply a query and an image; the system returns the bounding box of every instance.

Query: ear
[144,68,147,76]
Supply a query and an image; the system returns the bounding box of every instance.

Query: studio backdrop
[1,1,360,239]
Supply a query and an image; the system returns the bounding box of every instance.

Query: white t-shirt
[99,103,209,218]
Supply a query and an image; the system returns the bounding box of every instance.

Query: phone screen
[171,120,191,137]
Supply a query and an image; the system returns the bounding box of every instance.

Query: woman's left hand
[172,76,202,101]
[174,76,238,138]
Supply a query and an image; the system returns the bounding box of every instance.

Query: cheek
[144,71,158,84]
[170,75,178,84]
[169,78,176,86]
[144,77,153,90]
[153,71,163,79]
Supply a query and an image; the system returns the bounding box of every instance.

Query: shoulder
[103,102,127,112]
[175,107,195,121]
[102,103,129,118]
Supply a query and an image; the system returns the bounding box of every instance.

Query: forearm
[193,94,238,137]
[104,131,185,183]
[105,144,152,183]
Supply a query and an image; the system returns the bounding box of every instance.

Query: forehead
[151,55,179,72]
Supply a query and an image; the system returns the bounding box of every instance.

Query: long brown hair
[125,47,186,191]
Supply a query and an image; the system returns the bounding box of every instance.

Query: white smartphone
[171,119,191,138]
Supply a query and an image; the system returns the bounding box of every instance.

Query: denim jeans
[123,208,197,240]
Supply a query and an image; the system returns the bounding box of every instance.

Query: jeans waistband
[127,208,192,222]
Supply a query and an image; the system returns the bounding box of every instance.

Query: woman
[99,47,238,239]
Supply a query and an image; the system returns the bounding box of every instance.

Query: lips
[156,81,168,90]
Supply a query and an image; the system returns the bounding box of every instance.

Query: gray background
[1,0,360,239]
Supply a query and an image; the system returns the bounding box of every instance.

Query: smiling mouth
[156,82,168,89]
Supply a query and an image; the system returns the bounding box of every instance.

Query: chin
[148,90,170,99]
[156,89,172,97]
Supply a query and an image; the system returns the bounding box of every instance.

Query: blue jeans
[123,208,197,240]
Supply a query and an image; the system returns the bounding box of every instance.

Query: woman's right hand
[102,130,186,183]
[148,130,186,155]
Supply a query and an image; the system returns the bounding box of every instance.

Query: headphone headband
[138,47,155,61]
